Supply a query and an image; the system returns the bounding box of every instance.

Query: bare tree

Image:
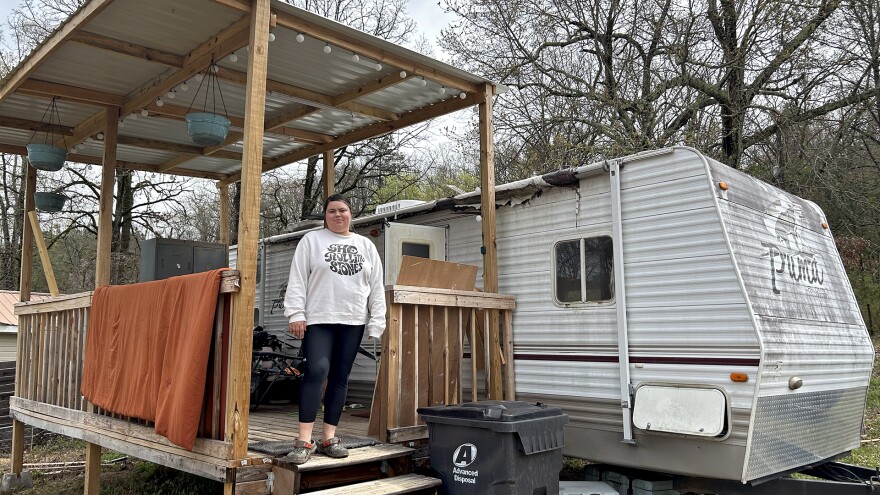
[0,154,26,290]
[441,0,878,171]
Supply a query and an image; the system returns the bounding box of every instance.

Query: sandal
[282,439,317,464]
[317,437,349,458]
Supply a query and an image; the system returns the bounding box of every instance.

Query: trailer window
[554,236,613,304]
[402,242,430,259]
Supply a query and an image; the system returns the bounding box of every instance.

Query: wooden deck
[247,403,371,445]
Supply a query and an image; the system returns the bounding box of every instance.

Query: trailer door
[384,222,447,285]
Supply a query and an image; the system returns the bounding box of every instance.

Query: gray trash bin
[418,400,569,495]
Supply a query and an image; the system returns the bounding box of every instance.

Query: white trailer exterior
[233,146,873,483]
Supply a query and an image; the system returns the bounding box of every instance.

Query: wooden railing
[9,271,240,482]
[15,293,91,411]
[368,285,516,443]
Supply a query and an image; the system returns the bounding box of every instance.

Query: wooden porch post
[218,183,229,245]
[10,158,36,477]
[478,84,503,399]
[85,105,119,495]
[95,106,119,287]
[226,2,270,493]
[322,149,334,201]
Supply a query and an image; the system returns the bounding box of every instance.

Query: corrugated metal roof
[0,291,52,326]
[0,0,496,182]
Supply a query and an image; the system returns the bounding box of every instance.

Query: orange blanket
[81,269,225,450]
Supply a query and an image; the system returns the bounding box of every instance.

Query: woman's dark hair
[323,194,352,212]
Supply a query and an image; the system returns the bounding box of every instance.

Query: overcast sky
[407,0,455,53]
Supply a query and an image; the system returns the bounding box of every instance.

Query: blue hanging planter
[185,112,231,146]
[27,144,67,172]
[34,191,68,212]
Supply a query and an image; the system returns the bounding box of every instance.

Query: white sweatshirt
[283,229,387,339]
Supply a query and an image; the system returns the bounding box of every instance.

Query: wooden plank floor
[248,403,371,444]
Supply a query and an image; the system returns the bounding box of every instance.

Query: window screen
[554,236,614,304]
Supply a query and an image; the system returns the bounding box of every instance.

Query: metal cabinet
[138,238,228,282]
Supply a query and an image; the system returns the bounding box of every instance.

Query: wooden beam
[227,0,271,463]
[263,106,319,132]
[218,183,229,245]
[275,126,332,144]
[0,143,229,180]
[219,92,483,185]
[478,84,501,400]
[18,79,124,107]
[322,150,334,201]
[210,0,481,94]
[116,135,242,160]
[215,67,398,121]
[70,30,185,68]
[95,106,119,287]
[0,0,114,106]
[478,83,497,294]
[145,102,332,143]
[0,115,74,135]
[27,211,59,297]
[157,153,199,173]
[332,73,413,105]
[11,160,36,476]
[277,8,481,94]
[85,443,101,495]
[63,16,251,148]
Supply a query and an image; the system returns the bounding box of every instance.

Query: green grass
[0,437,221,495]
[840,354,880,468]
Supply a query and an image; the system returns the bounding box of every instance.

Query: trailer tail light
[718,181,729,190]
[730,373,748,382]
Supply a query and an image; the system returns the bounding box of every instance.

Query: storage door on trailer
[384,222,446,284]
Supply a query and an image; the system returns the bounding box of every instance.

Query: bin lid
[418,400,564,422]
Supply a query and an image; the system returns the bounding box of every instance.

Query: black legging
[298,323,365,426]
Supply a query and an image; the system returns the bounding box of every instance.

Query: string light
[194,73,204,82]
[228,53,238,63]
[166,90,176,99]
[155,97,164,107]
[352,53,360,62]
[179,82,188,91]
[296,33,305,43]
[459,92,466,99]
[438,86,446,95]
[323,44,332,53]
[96,132,104,140]
[268,31,276,42]
[419,77,427,86]
[399,70,407,78]
[210,64,219,73]
[118,119,125,128]
[375,63,382,71]
[140,109,149,117]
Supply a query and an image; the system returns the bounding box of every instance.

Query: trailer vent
[375,200,426,215]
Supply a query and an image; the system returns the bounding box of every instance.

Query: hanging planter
[27,143,68,171]
[27,97,68,171]
[34,191,68,212]
[185,62,231,146]
[185,112,231,146]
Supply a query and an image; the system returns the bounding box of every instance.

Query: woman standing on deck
[282,194,386,465]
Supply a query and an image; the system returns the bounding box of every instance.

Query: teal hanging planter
[185,112,231,146]
[27,144,68,171]
[34,191,68,212]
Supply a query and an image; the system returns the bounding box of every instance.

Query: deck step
[274,443,414,472]
[307,473,441,494]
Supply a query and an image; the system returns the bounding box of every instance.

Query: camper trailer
[232,146,873,485]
